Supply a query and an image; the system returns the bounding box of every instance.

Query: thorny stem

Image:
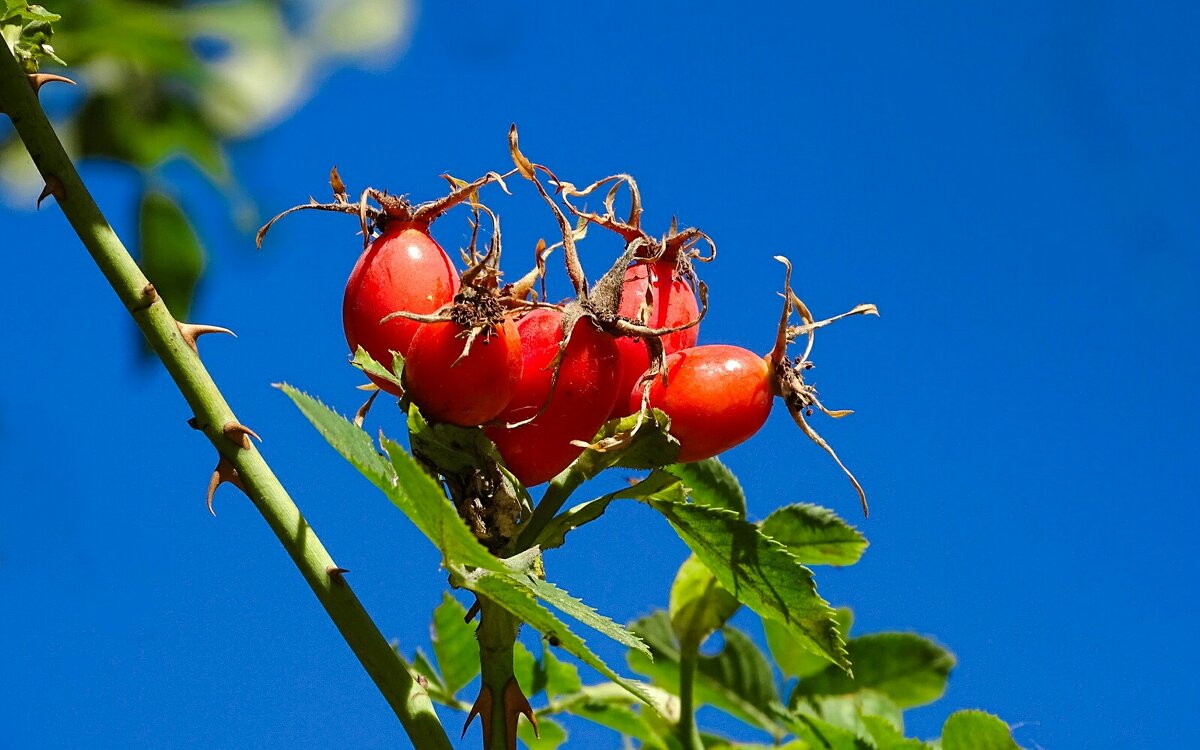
[0,44,452,750]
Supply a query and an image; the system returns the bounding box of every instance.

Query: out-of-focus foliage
[1,0,411,324]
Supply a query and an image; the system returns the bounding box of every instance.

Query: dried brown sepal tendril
[769,256,879,517]
[506,125,711,421]
[255,166,516,251]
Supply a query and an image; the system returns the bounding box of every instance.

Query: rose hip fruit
[403,317,523,427]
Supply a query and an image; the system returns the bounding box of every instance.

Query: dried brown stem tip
[206,456,246,515]
[222,421,261,449]
[177,322,236,353]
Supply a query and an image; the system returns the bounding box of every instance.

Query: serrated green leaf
[549,685,670,748]
[351,346,402,390]
[778,709,869,750]
[535,470,685,551]
[516,575,649,657]
[669,554,740,648]
[454,569,664,714]
[765,608,853,680]
[138,191,205,323]
[380,438,508,572]
[275,384,395,492]
[665,458,746,517]
[645,497,849,672]
[940,710,1022,750]
[431,593,480,697]
[794,691,904,744]
[410,648,447,696]
[794,633,955,709]
[628,612,782,737]
[517,715,567,750]
[759,503,868,566]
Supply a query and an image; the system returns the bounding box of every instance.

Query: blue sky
[2,1,1198,748]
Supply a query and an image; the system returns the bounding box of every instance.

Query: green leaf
[629,612,782,736]
[863,715,932,749]
[665,458,746,517]
[645,497,849,672]
[669,554,740,648]
[431,593,480,697]
[793,691,904,743]
[549,685,670,747]
[381,438,508,572]
[276,384,505,572]
[759,503,868,566]
[513,640,542,698]
[518,715,567,750]
[138,191,205,323]
[454,568,664,714]
[765,607,854,680]
[541,642,583,699]
[275,384,395,492]
[777,709,870,750]
[515,575,649,657]
[535,470,686,551]
[941,710,1022,750]
[410,648,447,697]
[794,633,955,709]
[351,346,402,390]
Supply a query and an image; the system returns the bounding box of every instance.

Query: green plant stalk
[0,44,452,750]
[677,635,704,750]
[477,596,522,750]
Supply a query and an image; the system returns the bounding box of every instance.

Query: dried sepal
[770,256,878,517]
[353,390,380,428]
[206,455,246,515]
[177,322,235,353]
[329,166,347,202]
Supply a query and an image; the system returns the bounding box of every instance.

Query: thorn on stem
[463,684,493,739]
[206,456,245,515]
[27,72,75,93]
[36,175,65,208]
[178,322,236,353]
[187,416,203,431]
[504,677,538,743]
[326,565,350,586]
[222,420,261,449]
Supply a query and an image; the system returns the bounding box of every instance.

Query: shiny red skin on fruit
[633,344,773,463]
[403,318,522,427]
[485,308,622,486]
[610,260,700,419]
[342,223,459,394]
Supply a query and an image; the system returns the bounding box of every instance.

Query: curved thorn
[222,420,261,449]
[206,456,245,516]
[326,566,350,586]
[27,72,76,93]
[178,322,236,353]
[36,175,64,208]
[463,684,494,739]
[504,677,537,747]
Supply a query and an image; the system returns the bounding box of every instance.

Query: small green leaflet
[764,607,854,680]
[351,346,402,390]
[759,503,868,566]
[431,593,480,697]
[668,554,739,648]
[793,633,955,709]
[138,191,206,324]
[517,575,649,657]
[940,710,1023,750]
[665,457,746,517]
[645,497,850,672]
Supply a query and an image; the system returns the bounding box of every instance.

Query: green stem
[678,635,705,750]
[477,596,521,750]
[0,45,452,750]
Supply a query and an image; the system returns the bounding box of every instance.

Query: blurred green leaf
[794,690,904,742]
[513,640,541,698]
[764,607,853,681]
[138,190,205,322]
[547,684,670,748]
[517,715,566,750]
[669,554,739,648]
[540,642,582,699]
[665,457,746,517]
[629,612,782,737]
[759,503,868,566]
[431,592,479,698]
[794,633,955,709]
[940,710,1022,750]
[645,497,850,672]
[862,715,932,750]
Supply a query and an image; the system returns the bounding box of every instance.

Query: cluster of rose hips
[259,127,876,512]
